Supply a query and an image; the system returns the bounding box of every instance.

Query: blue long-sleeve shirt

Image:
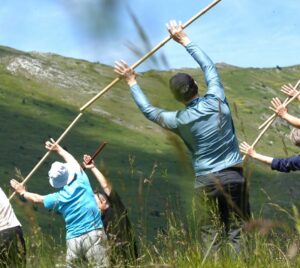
[130,42,242,181]
[271,155,300,172]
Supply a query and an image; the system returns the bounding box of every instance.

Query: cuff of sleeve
[185,41,194,49]
[271,158,278,170]
[130,83,139,91]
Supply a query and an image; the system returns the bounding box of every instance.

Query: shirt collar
[186,97,200,107]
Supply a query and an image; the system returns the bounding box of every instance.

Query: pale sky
[0,0,299,70]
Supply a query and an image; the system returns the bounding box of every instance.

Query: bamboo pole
[9,113,84,200]
[258,97,289,130]
[9,0,222,200]
[79,0,222,112]
[242,80,300,161]
[242,116,276,161]
[258,80,300,130]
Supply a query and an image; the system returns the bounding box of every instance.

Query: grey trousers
[195,168,250,253]
[66,229,109,268]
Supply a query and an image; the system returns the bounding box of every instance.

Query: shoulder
[43,192,60,209]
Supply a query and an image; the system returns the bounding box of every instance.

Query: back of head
[290,128,300,147]
[169,73,198,102]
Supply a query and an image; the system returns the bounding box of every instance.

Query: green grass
[1,45,300,265]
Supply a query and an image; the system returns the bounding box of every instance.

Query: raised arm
[82,155,112,196]
[45,138,80,169]
[10,179,44,203]
[114,61,179,130]
[166,20,225,101]
[270,97,300,128]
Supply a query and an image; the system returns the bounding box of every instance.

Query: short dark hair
[169,73,198,102]
[290,128,300,147]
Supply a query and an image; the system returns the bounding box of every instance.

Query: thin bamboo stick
[243,80,300,161]
[9,113,84,200]
[242,115,276,161]
[258,80,300,130]
[9,0,222,200]
[258,97,289,130]
[79,0,222,112]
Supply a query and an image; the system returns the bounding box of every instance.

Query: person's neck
[184,94,199,106]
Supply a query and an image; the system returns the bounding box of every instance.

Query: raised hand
[269,97,288,118]
[82,154,95,169]
[114,60,137,86]
[281,83,299,98]
[45,138,62,152]
[166,20,190,46]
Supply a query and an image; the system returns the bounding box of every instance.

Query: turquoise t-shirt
[43,169,103,240]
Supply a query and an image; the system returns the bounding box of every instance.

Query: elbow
[140,107,157,121]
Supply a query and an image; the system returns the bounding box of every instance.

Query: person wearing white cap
[0,187,26,267]
[10,138,108,267]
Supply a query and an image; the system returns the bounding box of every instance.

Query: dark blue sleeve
[271,155,300,172]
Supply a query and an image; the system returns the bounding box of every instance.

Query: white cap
[48,161,75,188]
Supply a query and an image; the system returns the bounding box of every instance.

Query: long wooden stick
[242,116,276,161]
[243,80,300,161]
[258,80,300,130]
[9,113,84,200]
[9,1,222,200]
[79,0,222,112]
[258,97,289,130]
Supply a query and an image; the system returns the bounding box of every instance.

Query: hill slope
[1,45,300,240]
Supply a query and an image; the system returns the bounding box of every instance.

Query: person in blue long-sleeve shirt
[115,20,250,252]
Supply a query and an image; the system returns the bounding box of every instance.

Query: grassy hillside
[1,45,300,243]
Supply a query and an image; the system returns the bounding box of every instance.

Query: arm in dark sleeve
[271,155,300,172]
[130,83,179,130]
[185,42,225,101]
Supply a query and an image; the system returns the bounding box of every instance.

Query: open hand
[281,83,298,98]
[269,97,287,118]
[10,179,25,194]
[239,142,256,157]
[166,20,190,46]
[45,138,61,152]
[114,60,137,86]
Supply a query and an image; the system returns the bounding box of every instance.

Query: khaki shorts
[66,229,108,268]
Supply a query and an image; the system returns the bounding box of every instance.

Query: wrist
[251,152,258,159]
[128,79,137,87]
[20,190,26,197]
[181,37,191,47]
[281,112,289,120]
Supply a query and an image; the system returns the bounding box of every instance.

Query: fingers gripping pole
[242,80,300,161]
[9,0,222,199]
[242,116,276,161]
[79,0,222,112]
[258,80,300,130]
[9,113,84,200]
